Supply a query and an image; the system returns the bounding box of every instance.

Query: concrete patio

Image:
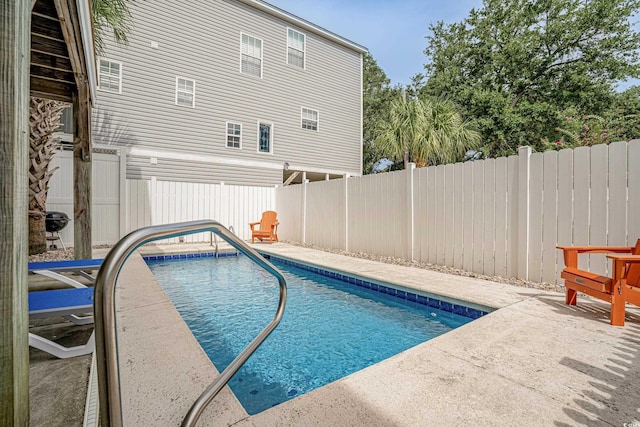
[29,243,640,426]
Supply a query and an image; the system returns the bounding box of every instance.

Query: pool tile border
[266,255,489,320]
[143,252,489,321]
[143,251,238,261]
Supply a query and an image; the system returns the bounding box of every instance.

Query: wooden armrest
[557,245,634,254]
[606,255,640,262]
[249,222,260,226]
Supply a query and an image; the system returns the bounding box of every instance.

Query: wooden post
[73,79,92,259]
[54,0,93,259]
[0,0,30,423]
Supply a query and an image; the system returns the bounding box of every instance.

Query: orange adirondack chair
[249,211,279,244]
[557,239,640,326]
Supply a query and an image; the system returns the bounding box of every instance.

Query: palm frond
[92,0,134,54]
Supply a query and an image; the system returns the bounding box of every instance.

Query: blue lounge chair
[29,288,95,358]
[28,259,102,358]
[29,258,103,288]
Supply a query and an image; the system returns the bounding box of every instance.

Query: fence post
[301,172,307,244]
[220,181,227,229]
[273,184,278,213]
[149,176,157,227]
[518,146,532,280]
[407,163,416,260]
[344,174,350,252]
[628,139,640,243]
[118,148,128,237]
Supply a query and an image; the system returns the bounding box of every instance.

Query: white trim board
[128,147,281,170]
[127,148,359,177]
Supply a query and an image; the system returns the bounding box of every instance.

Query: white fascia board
[127,148,360,176]
[77,0,97,105]
[238,0,368,54]
[285,162,360,177]
[128,148,284,170]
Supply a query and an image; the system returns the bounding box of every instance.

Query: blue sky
[269,0,638,91]
[269,0,482,86]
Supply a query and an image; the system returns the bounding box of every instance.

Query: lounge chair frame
[28,259,102,358]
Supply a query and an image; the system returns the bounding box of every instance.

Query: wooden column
[0,0,30,423]
[73,79,92,259]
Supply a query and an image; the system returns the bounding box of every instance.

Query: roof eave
[237,0,368,54]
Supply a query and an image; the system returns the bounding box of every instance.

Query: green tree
[610,86,640,139]
[415,97,481,166]
[545,108,614,149]
[422,0,640,155]
[375,96,480,168]
[362,53,399,174]
[543,94,640,150]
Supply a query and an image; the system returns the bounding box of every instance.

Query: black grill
[45,211,70,233]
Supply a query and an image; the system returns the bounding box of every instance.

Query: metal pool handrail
[93,220,287,427]
[211,225,238,255]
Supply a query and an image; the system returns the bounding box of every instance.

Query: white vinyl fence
[48,148,124,246]
[126,179,275,242]
[276,140,640,285]
[48,148,275,247]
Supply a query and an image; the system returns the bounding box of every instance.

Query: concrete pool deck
[31,242,640,426]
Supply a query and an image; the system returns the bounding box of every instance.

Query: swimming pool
[146,254,485,415]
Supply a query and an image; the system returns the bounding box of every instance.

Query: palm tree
[28,98,64,254]
[375,96,424,169]
[92,0,133,54]
[375,96,480,169]
[414,98,480,167]
[27,0,134,254]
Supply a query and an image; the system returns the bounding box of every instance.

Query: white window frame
[175,77,196,108]
[240,32,263,78]
[287,28,306,69]
[301,107,319,131]
[226,121,242,149]
[256,121,274,154]
[97,57,122,94]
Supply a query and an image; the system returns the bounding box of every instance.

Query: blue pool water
[146,255,476,414]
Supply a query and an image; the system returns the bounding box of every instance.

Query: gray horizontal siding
[127,155,281,187]
[95,0,362,184]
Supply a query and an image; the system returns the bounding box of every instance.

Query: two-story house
[92,0,366,187]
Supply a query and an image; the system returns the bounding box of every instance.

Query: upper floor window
[301,108,318,131]
[241,33,262,78]
[98,58,122,93]
[175,77,195,108]
[287,29,305,69]
[258,122,273,153]
[226,122,242,149]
